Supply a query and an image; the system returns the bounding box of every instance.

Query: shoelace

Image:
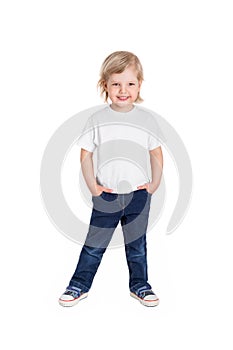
[139,290,156,298]
[64,290,80,298]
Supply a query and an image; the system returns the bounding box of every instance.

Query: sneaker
[130,289,159,307]
[59,289,88,307]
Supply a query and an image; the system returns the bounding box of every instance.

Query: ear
[138,80,142,89]
[103,81,108,91]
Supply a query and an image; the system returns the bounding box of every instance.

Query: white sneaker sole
[130,292,159,307]
[59,293,88,307]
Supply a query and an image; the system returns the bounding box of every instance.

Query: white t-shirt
[77,104,161,193]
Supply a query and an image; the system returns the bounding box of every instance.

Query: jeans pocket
[141,188,152,196]
[92,192,103,198]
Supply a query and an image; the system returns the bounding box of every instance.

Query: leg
[122,189,152,294]
[68,244,108,292]
[124,234,152,293]
[68,192,122,292]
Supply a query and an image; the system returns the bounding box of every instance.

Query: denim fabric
[68,189,152,294]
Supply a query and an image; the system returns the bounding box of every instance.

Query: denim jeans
[68,189,152,295]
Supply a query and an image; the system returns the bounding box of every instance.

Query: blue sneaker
[59,288,88,307]
[130,289,159,307]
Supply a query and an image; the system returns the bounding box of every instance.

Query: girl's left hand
[137,183,156,194]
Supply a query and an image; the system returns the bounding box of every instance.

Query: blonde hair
[97,51,144,103]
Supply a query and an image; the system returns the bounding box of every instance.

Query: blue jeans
[68,189,152,294]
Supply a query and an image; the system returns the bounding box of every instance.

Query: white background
[1,0,233,349]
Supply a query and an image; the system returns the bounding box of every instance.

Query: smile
[117,96,129,101]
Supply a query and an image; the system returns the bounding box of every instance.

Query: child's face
[105,66,141,111]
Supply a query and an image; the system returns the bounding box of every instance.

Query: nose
[119,84,126,94]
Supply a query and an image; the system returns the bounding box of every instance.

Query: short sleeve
[146,113,162,150]
[148,134,161,150]
[76,116,96,152]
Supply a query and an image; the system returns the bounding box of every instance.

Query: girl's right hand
[92,184,113,197]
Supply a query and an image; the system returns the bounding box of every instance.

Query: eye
[112,83,119,86]
[129,83,135,86]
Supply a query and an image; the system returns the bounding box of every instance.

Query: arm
[137,146,163,194]
[80,148,113,196]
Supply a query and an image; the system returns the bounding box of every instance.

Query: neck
[109,103,135,113]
